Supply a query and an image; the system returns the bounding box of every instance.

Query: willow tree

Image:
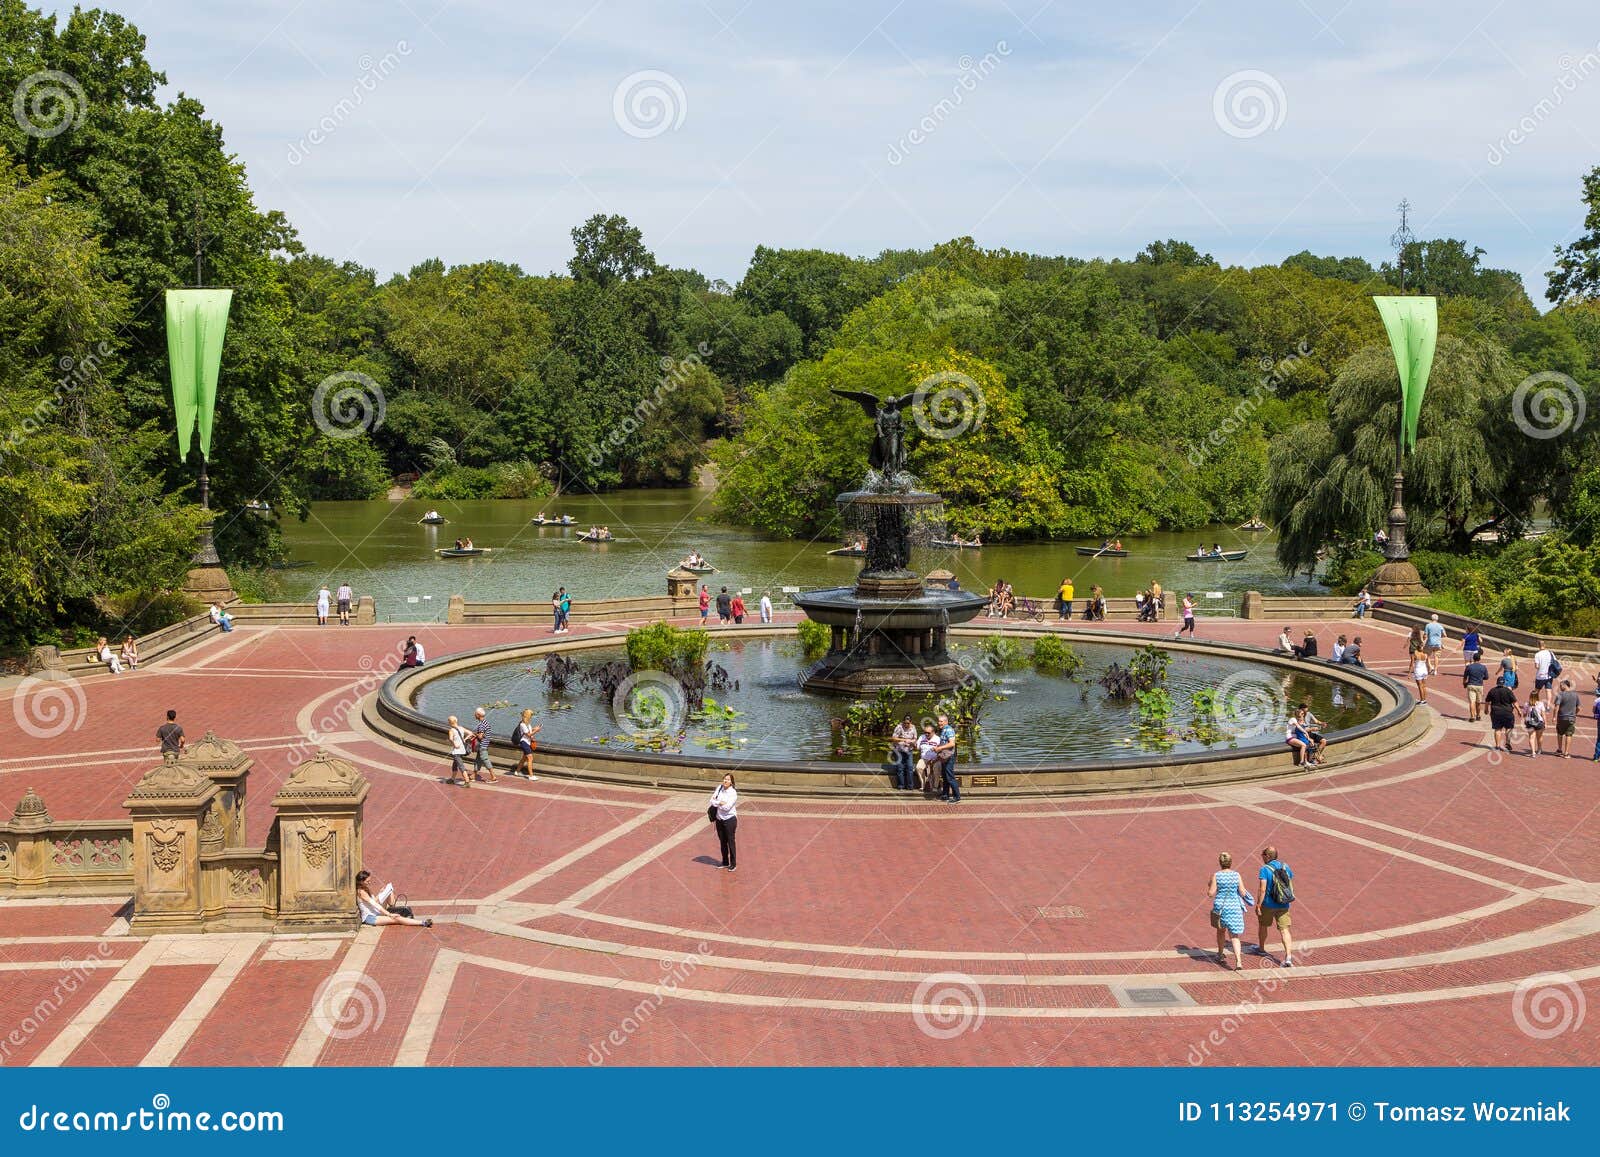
[1264,336,1529,572]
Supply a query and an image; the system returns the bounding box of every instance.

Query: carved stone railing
[0,791,134,892]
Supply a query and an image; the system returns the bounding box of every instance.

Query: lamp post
[167,289,235,602]
[1368,295,1434,597]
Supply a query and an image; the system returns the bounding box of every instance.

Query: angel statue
[829,388,917,477]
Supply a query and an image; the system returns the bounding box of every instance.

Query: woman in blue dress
[1208,852,1255,970]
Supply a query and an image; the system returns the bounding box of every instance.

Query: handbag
[707,804,719,823]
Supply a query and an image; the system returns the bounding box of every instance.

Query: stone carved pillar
[179,730,253,848]
[270,750,369,932]
[5,789,54,889]
[122,756,219,934]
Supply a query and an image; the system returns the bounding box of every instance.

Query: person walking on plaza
[759,591,773,624]
[698,584,710,624]
[336,581,353,626]
[510,708,541,779]
[1532,644,1559,708]
[1524,691,1547,757]
[1056,575,1074,620]
[1423,614,1446,675]
[1462,624,1482,664]
[1208,852,1253,971]
[1253,846,1295,966]
[1463,651,1490,722]
[934,713,959,803]
[1485,676,1519,754]
[316,585,331,626]
[710,774,738,872]
[1411,651,1431,705]
[446,715,470,787]
[1500,651,1520,692]
[156,709,185,755]
[470,707,497,783]
[1175,593,1196,638]
[1555,679,1580,757]
[889,715,918,790]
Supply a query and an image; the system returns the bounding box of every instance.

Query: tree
[568,214,658,287]
[1548,166,1600,304]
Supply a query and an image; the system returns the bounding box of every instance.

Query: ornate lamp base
[183,565,236,605]
[1369,559,1429,598]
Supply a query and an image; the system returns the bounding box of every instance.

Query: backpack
[1548,655,1563,678]
[1266,862,1295,906]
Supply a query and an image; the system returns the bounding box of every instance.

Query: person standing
[715,587,732,624]
[1175,594,1196,638]
[1462,652,1490,722]
[1208,852,1253,971]
[446,715,470,787]
[710,774,738,872]
[1524,692,1547,757]
[1485,677,1519,754]
[1532,644,1557,707]
[336,581,354,626]
[916,722,942,794]
[1411,651,1430,705]
[1254,846,1295,966]
[1056,576,1074,621]
[510,708,541,779]
[698,584,710,624]
[759,591,773,624]
[1423,614,1446,675]
[316,585,331,626]
[1150,579,1164,621]
[156,709,186,755]
[470,707,497,783]
[1554,680,1580,757]
[558,588,572,633]
[730,592,746,624]
[934,713,959,803]
[889,715,918,790]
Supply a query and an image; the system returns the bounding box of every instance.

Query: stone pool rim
[365,626,1425,796]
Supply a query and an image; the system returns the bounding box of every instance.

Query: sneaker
[527,774,539,781]
[423,918,434,928]
[1282,956,1293,967]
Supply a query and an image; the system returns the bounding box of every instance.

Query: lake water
[277,488,1325,622]
[412,637,1377,764]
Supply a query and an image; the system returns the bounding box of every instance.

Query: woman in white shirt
[446,715,470,787]
[316,586,331,625]
[759,592,773,624]
[1412,654,1430,704]
[710,774,738,872]
[96,636,122,674]
[356,870,432,928]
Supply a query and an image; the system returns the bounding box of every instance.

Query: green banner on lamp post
[1372,294,1437,452]
[165,288,233,460]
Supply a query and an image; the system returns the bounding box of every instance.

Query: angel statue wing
[828,387,887,420]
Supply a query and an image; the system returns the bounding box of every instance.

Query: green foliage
[935,679,990,731]
[409,461,554,501]
[1030,635,1082,676]
[1129,644,1170,690]
[842,687,906,736]
[976,633,1025,672]
[796,618,830,661]
[624,621,709,673]
[1135,687,1174,724]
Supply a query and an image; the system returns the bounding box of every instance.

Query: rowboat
[577,531,614,543]
[1237,519,1268,532]
[436,547,489,557]
[931,539,982,549]
[826,547,866,557]
[679,559,716,573]
[418,515,447,525]
[531,516,575,526]
[1187,550,1248,562]
[1075,546,1130,558]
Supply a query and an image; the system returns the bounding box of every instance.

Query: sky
[49,0,1600,296]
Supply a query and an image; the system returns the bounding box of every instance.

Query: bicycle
[1015,596,1046,622]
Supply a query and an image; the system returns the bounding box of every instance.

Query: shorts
[1527,722,1545,733]
[518,737,534,754]
[338,600,351,614]
[1535,677,1553,690]
[1258,907,1292,930]
[1557,718,1576,737]
[1425,643,1440,653]
[1489,713,1515,731]
[1466,685,1483,704]
[361,911,378,926]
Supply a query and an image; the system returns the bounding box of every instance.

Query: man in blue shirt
[1462,655,1490,722]
[934,713,959,803]
[1422,614,1446,675]
[1255,845,1295,966]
